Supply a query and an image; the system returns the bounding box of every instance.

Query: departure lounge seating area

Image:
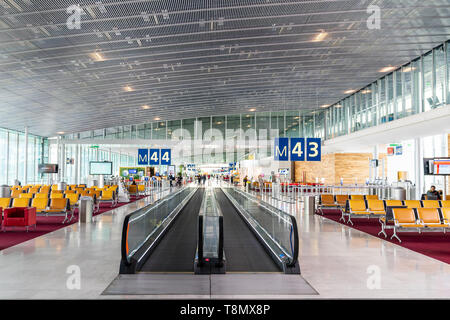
[316,194,450,242]
[0,184,120,229]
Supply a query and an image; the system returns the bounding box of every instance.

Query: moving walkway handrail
[196,188,224,273]
[222,187,299,273]
[120,186,197,273]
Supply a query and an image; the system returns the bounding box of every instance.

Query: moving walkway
[119,185,299,275]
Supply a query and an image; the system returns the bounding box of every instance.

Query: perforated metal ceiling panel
[0,0,449,136]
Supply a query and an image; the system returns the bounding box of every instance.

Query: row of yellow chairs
[128,184,146,196]
[0,197,73,224]
[389,207,450,242]
[341,199,450,225]
[317,194,380,214]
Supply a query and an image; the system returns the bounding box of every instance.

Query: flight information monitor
[89,161,112,175]
[424,158,450,176]
[433,159,450,175]
[38,163,59,174]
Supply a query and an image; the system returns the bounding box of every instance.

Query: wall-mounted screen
[424,158,450,176]
[89,161,112,175]
[38,163,59,174]
[433,159,450,175]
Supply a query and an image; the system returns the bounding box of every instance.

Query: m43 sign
[274,138,321,162]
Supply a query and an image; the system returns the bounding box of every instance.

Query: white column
[24,127,28,183]
[15,133,19,181]
[74,144,79,184]
[414,137,423,199]
[6,131,9,184]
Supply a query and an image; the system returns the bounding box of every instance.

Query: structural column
[24,127,28,183]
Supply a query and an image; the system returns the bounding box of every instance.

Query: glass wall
[327,40,449,138]
[0,127,46,185]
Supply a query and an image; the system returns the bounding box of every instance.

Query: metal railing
[221,186,300,274]
[120,185,197,273]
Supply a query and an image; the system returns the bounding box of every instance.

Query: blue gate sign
[290,138,305,161]
[306,138,321,161]
[149,149,160,165]
[160,149,171,165]
[137,149,149,165]
[274,138,289,161]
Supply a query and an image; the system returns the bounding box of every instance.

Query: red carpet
[0,195,147,251]
[318,209,450,264]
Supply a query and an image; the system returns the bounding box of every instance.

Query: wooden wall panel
[294,152,388,184]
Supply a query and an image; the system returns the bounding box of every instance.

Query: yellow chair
[344,200,367,225]
[350,195,365,201]
[0,198,12,210]
[31,197,49,213]
[35,192,49,199]
[441,200,450,208]
[19,193,34,199]
[317,194,338,215]
[11,189,24,198]
[403,200,422,209]
[47,198,72,223]
[98,190,117,207]
[366,200,386,215]
[128,185,138,196]
[417,208,448,229]
[391,208,423,242]
[335,195,349,208]
[50,193,64,199]
[365,195,379,200]
[421,200,440,208]
[12,198,31,208]
[385,200,404,207]
[65,193,80,209]
[40,186,51,193]
[137,184,146,195]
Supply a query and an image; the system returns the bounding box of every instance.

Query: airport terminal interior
[0,0,450,302]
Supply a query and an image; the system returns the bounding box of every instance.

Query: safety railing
[221,187,300,274]
[195,188,225,274]
[120,185,198,273]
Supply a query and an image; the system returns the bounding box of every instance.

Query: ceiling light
[249,108,256,112]
[89,52,105,62]
[402,66,416,73]
[56,131,65,135]
[154,117,161,121]
[124,85,134,92]
[320,104,330,108]
[311,30,328,42]
[379,66,396,73]
[361,89,372,94]
[344,89,355,94]
[141,105,150,109]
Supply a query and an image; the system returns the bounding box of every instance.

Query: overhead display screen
[433,159,450,175]
[89,161,112,175]
[38,163,59,174]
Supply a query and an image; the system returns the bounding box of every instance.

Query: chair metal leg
[390,229,401,243]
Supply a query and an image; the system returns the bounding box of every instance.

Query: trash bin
[57,182,67,191]
[303,196,316,215]
[390,187,406,201]
[79,196,94,223]
[0,185,11,198]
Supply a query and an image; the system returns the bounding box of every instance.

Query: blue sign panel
[306,138,321,161]
[149,149,160,165]
[160,149,171,165]
[290,138,305,161]
[137,148,149,165]
[274,138,289,161]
